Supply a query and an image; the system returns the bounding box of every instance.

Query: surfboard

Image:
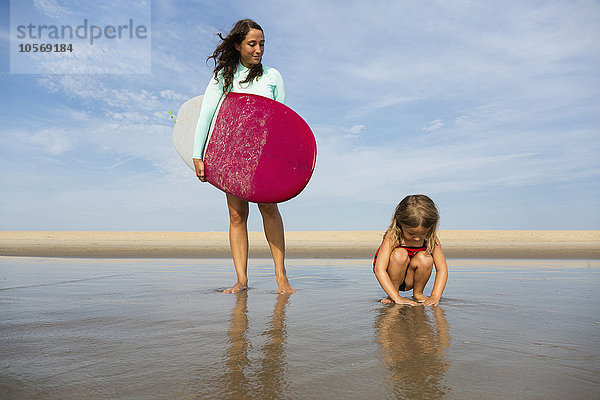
[172,92,317,203]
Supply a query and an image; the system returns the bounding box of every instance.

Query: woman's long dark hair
[207,19,264,93]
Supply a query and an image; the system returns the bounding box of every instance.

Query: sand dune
[0,231,598,259]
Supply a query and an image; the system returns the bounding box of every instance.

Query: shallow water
[1,257,599,399]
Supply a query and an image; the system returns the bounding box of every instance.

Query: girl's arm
[373,233,417,305]
[423,237,448,306]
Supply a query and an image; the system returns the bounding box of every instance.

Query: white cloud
[29,128,75,155]
[306,110,600,207]
[349,125,365,135]
[340,124,366,139]
[343,96,419,120]
[104,111,153,124]
[37,75,164,111]
[160,89,188,102]
[423,120,443,132]
[33,0,73,19]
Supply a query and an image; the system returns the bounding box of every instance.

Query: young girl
[373,195,448,306]
[192,19,294,294]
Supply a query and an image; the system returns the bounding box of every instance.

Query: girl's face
[401,225,429,243]
[235,28,264,68]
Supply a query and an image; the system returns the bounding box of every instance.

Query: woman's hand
[193,158,206,182]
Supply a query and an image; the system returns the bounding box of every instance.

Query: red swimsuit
[372,241,427,292]
[372,241,427,272]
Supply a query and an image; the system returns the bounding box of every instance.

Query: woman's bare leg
[224,194,250,293]
[258,203,295,294]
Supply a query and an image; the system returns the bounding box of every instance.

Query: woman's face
[235,28,265,68]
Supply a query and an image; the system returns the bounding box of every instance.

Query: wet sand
[0,230,598,259]
[1,257,599,399]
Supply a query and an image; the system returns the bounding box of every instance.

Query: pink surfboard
[172,92,317,203]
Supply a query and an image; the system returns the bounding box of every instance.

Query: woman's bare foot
[224,281,248,294]
[413,292,427,302]
[276,276,295,294]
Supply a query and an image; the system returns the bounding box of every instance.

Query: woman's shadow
[374,305,451,399]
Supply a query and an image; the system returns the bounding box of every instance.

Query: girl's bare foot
[413,292,427,302]
[276,276,295,294]
[224,281,248,294]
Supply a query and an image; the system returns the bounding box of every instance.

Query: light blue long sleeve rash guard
[192,62,286,160]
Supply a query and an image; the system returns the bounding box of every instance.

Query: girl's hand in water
[193,158,206,182]
[395,297,418,306]
[381,296,418,306]
[422,296,441,306]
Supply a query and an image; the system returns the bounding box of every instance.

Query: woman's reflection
[220,292,290,398]
[223,291,251,398]
[374,305,450,399]
[257,293,290,398]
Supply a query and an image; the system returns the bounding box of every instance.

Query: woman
[192,19,294,294]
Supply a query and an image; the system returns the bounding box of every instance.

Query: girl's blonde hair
[387,194,440,253]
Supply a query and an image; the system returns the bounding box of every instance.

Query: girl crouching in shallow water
[373,195,448,306]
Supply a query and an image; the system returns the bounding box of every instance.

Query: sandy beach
[0,230,598,259]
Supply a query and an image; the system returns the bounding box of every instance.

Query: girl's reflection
[374,305,450,399]
[221,292,290,398]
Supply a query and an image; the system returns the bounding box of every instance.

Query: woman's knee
[228,205,249,227]
[227,195,249,225]
[258,203,280,218]
[229,212,248,227]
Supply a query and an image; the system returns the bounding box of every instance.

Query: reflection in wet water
[1,258,599,399]
[374,306,450,399]
[210,292,290,399]
[258,294,290,398]
[222,292,251,397]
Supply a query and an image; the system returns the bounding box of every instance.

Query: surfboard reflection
[219,292,290,398]
[373,305,451,399]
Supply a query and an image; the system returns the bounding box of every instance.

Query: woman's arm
[423,237,448,306]
[192,76,224,160]
[270,67,285,104]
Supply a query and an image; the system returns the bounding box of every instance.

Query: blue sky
[1,0,599,231]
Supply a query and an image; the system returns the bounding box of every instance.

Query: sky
[1,0,599,232]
